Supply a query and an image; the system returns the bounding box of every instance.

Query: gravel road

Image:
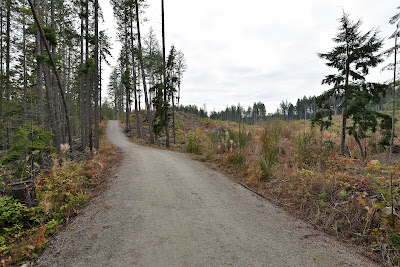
[36,120,376,266]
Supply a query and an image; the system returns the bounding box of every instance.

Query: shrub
[295,129,330,170]
[36,160,87,219]
[0,196,43,236]
[186,130,202,154]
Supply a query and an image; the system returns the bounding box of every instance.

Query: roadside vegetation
[0,123,122,266]
[123,111,400,265]
[120,12,400,265]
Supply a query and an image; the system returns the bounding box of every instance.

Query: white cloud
[99,0,398,113]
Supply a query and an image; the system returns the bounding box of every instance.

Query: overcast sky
[99,0,398,113]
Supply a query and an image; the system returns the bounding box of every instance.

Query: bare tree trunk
[50,0,62,145]
[172,92,176,144]
[5,0,11,149]
[129,5,141,138]
[161,0,169,148]
[99,47,102,123]
[124,11,130,136]
[43,62,60,149]
[94,0,99,150]
[23,18,28,125]
[67,47,74,137]
[390,35,398,162]
[85,0,92,150]
[138,64,141,111]
[80,2,85,150]
[34,0,44,129]
[0,4,3,125]
[135,0,154,144]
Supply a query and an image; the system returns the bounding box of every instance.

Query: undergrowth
[0,127,120,266]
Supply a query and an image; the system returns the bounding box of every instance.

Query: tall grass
[226,125,252,170]
[259,121,282,180]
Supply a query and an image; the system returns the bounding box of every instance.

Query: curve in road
[37,120,375,266]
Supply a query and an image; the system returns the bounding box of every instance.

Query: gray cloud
[100,0,397,113]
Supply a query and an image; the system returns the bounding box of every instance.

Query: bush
[36,160,87,219]
[186,130,202,154]
[295,129,330,170]
[0,197,25,227]
[0,196,43,236]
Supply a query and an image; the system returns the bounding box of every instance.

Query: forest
[0,0,187,265]
[1,0,400,266]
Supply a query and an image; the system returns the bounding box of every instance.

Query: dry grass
[122,112,400,265]
[155,115,400,266]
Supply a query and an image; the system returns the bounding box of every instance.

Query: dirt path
[36,120,375,266]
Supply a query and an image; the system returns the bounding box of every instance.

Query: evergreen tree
[315,12,384,155]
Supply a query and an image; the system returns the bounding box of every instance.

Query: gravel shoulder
[36,120,376,266]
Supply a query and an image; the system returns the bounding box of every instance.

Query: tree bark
[124,10,130,136]
[129,5,141,138]
[355,136,366,163]
[99,50,102,123]
[0,3,3,126]
[34,0,44,129]
[5,0,11,149]
[172,91,176,144]
[50,0,62,146]
[80,1,86,150]
[85,0,92,150]
[390,35,397,162]
[94,0,99,150]
[341,47,350,156]
[161,0,169,148]
[135,0,154,144]
[23,18,28,125]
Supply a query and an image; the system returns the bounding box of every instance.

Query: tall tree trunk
[85,0,92,150]
[341,48,350,156]
[99,47,102,123]
[390,34,398,162]
[67,47,74,137]
[94,0,99,150]
[80,2,85,150]
[34,0,44,129]
[135,0,154,144]
[138,64,141,111]
[129,5,141,138]
[5,0,11,149]
[161,0,169,148]
[42,61,60,149]
[23,18,28,125]
[0,3,3,127]
[172,92,176,144]
[50,0,62,145]
[28,0,73,152]
[124,11,130,135]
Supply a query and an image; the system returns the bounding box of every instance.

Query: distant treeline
[177,92,392,124]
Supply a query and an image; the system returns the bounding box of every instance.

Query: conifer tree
[315,12,384,155]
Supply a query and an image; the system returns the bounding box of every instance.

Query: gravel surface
[36,120,376,267]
